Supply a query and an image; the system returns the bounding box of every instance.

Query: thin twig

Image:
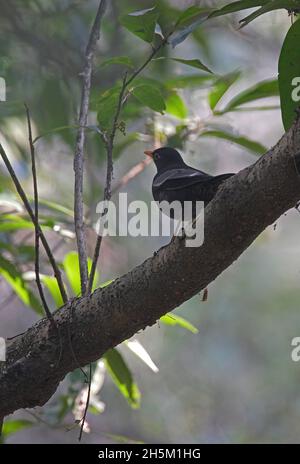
[111,157,152,195]
[74,0,107,441]
[78,363,92,442]
[74,0,107,295]
[25,104,53,321]
[81,23,174,441]
[67,298,88,381]
[125,34,172,88]
[0,144,68,303]
[87,34,172,293]
[87,73,128,295]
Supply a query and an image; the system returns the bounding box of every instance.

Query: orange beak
[144,150,153,159]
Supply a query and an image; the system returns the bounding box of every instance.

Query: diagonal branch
[74,0,107,295]
[111,157,152,195]
[1,115,300,419]
[0,144,68,304]
[25,104,53,322]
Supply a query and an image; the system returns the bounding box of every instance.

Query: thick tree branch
[74,0,107,295]
[1,116,300,419]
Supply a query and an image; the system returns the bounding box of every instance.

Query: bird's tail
[214,173,235,183]
[203,173,235,206]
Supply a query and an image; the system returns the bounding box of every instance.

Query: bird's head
[144,146,185,171]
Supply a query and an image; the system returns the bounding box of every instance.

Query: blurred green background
[1,0,300,444]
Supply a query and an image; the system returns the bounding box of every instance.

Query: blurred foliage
[0,0,300,443]
[279,18,300,130]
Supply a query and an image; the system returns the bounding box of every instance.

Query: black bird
[144,146,234,219]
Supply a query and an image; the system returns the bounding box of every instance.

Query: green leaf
[208,71,240,110]
[133,76,165,91]
[97,86,121,131]
[239,1,300,28]
[200,130,267,155]
[160,313,198,334]
[0,214,54,233]
[103,432,144,444]
[209,1,269,19]
[120,7,159,43]
[36,198,74,218]
[35,77,73,146]
[175,5,212,27]
[171,7,211,47]
[63,251,99,296]
[41,275,64,307]
[0,241,35,263]
[63,251,82,296]
[32,125,79,144]
[33,123,106,144]
[221,79,279,113]
[0,214,34,232]
[0,196,23,213]
[89,404,105,415]
[104,348,141,408]
[0,255,43,315]
[100,279,114,288]
[165,74,213,89]
[224,105,280,112]
[166,124,188,149]
[172,58,213,74]
[279,19,300,131]
[2,420,34,439]
[121,99,143,120]
[165,92,188,119]
[101,56,134,69]
[132,84,166,113]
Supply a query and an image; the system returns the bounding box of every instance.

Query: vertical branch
[87,33,173,295]
[74,0,107,441]
[87,74,127,294]
[25,105,53,321]
[78,363,92,442]
[82,23,173,441]
[74,0,107,295]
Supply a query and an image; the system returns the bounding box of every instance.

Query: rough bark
[1,116,300,419]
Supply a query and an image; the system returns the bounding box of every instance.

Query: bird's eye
[154,153,160,161]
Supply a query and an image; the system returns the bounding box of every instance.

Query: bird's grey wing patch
[153,168,212,191]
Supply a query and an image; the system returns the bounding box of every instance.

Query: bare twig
[73,0,107,441]
[87,32,173,294]
[125,33,172,88]
[25,104,53,321]
[111,157,152,195]
[0,144,68,304]
[87,73,128,294]
[78,363,92,442]
[74,0,107,295]
[82,24,174,439]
